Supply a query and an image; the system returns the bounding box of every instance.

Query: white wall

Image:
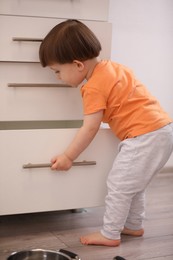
[108,0,173,167]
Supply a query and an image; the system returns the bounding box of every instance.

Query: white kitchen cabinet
[0,0,116,215]
[0,129,118,215]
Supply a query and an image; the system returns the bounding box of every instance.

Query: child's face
[50,61,86,87]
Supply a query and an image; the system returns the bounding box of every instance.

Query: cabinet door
[0,128,119,215]
[0,0,110,21]
[0,63,83,121]
[0,15,112,62]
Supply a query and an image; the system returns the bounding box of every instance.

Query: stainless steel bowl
[7,249,81,260]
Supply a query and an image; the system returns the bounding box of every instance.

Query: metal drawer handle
[23,161,96,169]
[12,37,43,42]
[8,83,72,88]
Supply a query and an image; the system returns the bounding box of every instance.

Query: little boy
[39,19,173,246]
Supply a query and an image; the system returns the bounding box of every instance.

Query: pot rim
[7,248,80,260]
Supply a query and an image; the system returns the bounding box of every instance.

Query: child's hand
[50,153,73,171]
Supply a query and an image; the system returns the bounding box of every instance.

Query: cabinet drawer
[0,63,83,121]
[0,0,110,21]
[0,128,118,215]
[0,15,112,62]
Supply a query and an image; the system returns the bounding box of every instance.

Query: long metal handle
[8,83,71,88]
[12,37,43,42]
[23,161,96,169]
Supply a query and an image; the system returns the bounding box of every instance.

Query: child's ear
[73,60,84,71]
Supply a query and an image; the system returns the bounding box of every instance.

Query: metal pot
[7,248,81,260]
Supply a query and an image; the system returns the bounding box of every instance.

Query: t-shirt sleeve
[81,87,107,115]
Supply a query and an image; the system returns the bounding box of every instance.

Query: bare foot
[80,232,121,247]
[121,227,144,236]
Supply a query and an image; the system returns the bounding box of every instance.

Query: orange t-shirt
[80,60,172,140]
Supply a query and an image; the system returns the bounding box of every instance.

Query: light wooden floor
[0,172,173,260]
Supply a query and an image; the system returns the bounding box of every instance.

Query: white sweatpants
[101,123,173,240]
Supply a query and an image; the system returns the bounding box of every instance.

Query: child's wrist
[64,152,73,162]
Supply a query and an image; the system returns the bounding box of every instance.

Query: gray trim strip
[0,120,83,130]
[8,83,71,88]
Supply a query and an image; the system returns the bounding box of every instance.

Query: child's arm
[51,110,103,171]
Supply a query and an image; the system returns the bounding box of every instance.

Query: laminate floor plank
[0,172,173,260]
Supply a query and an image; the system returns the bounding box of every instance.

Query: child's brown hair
[39,19,102,67]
